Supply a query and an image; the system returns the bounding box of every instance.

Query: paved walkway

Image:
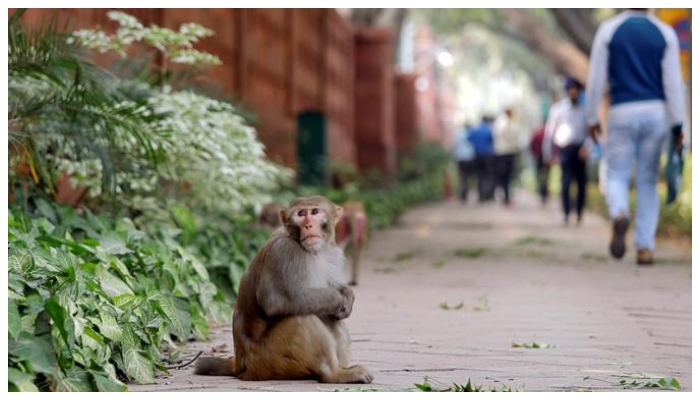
[131,190,692,392]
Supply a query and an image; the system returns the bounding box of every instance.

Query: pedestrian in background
[544,77,590,226]
[529,116,550,206]
[586,8,686,265]
[452,123,477,205]
[468,115,496,203]
[492,106,521,207]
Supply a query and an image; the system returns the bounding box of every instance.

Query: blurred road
[130,190,692,392]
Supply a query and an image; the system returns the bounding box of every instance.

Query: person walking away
[452,123,477,205]
[586,8,686,265]
[544,77,591,225]
[530,117,550,205]
[468,115,496,202]
[492,106,521,207]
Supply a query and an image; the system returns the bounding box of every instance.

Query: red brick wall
[354,28,396,175]
[10,8,356,170]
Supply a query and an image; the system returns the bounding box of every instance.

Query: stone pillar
[354,28,396,175]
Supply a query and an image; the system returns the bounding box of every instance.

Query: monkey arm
[256,282,345,318]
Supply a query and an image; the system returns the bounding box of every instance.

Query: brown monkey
[334,200,367,286]
[194,195,373,384]
[257,201,284,229]
[256,199,367,286]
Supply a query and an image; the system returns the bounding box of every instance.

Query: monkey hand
[334,286,355,320]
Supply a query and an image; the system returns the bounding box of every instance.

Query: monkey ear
[278,209,286,225]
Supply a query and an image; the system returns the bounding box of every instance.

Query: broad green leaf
[9,299,22,339]
[156,296,185,339]
[170,203,197,234]
[8,334,57,374]
[44,298,76,349]
[54,368,94,392]
[109,256,132,279]
[114,293,137,309]
[98,310,122,341]
[96,265,134,298]
[91,371,128,392]
[97,234,131,255]
[121,326,155,384]
[191,309,209,340]
[8,367,39,392]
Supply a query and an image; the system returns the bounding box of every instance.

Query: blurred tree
[413,8,611,83]
[343,8,408,62]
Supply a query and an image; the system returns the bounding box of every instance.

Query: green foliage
[583,374,682,391]
[8,202,230,391]
[397,141,452,183]
[69,11,222,86]
[8,9,158,200]
[159,207,271,302]
[414,377,517,392]
[452,247,488,258]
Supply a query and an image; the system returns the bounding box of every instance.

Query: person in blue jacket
[468,115,496,203]
[585,8,686,265]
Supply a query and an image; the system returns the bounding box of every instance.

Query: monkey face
[280,196,340,254]
[292,206,328,252]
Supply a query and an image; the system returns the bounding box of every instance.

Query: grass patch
[583,373,681,391]
[414,377,518,392]
[453,247,489,258]
[580,251,609,262]
[514,235,558,246]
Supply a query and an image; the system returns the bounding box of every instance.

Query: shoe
[609,215,629,259]
[637,249,654,266]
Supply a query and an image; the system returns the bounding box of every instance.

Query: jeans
[605,107,667,250]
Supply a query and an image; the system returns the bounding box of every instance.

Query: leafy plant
[8,203,229,391]
[414,377,517,392]
[583,374,681,391]
[8,9,158,202]
[453,247,488,258]
[69,11,222,88]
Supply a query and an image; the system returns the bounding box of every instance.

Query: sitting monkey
[256,199,367,286]
[194,195,372,383]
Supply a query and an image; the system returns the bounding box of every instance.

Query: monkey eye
[297,210,307,217]
[311,208,319,215]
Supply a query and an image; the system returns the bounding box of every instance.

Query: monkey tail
[193,356,236,376]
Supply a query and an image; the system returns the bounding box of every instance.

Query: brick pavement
[130,191,692,392]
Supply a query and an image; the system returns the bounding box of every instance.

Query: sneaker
[637,249,654,266]
[609,215,629,259]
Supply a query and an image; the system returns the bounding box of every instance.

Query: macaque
[194,195,373,383]
[257,199,367,286]
[334,200,367,286]
[257,201,284,229]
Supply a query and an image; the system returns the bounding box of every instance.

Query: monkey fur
[194,195,372,383]
[257,199,366,286]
